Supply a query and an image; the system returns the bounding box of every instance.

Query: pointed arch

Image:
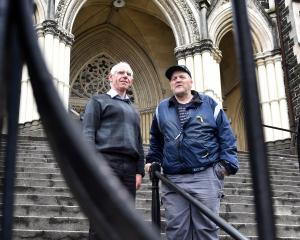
[33,0,46,24]
[55,0,200,46]
[208,2,275,52]
[70,25,162,108]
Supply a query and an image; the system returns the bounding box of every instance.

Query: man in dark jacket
[145,65,239,240]
[82,62,144,240]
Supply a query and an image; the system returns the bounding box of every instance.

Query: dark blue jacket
[146,91,239,175]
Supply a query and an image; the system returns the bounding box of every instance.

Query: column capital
[42,20,58,35]
[212,47,222,63]
[174,40,213,60]
[196,0,211,9]
[60,30,74,46]
[192,39,213,53]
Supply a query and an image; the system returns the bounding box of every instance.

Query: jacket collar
[168,90,202,107]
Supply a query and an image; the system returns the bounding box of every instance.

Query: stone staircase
[0,135,300,239]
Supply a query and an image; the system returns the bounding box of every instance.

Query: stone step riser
[2,211,299,234]
[2,194,77,206]
[2,179,299,192]
[7,179,67,188]
[148,221,300,238]
[8,216,89,231]
[1,204,86,218]
[12,230,88,240]
[1,159,299,173]
[135,196,300,208]
[136,189,300,199]
[2,169,300,182]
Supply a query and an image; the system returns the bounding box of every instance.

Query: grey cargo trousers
[161,164,224,240]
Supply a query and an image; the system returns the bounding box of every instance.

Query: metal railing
[0,0,159,239]
[0,0,298,240]
[263,123,300,170]
[149,163,249,240]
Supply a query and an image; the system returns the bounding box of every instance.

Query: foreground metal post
[150,162,161,230]
[1,24,23,240]
[231,1,276,239]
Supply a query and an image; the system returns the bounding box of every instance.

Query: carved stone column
[197,0,211,39]
[19,20,74,123]
[175,39,223,104]
[255,52,291,141]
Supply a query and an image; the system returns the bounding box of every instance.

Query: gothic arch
[70,25,162,109]
[33,0,46,24]
[55,0,200,46]
[208,2,275,52]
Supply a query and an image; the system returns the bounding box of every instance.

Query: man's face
[109,63,133,92]
[169,71,193,97]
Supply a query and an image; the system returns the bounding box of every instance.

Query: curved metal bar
[1,23,23,239]
[153,170,248,240]
[16,1,159,239]
[231,1,276,239]
[0,0,10,137]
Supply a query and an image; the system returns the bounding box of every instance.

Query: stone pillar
[256,58,273,141]
[140,107,155,144]
[255,52,291,141]
[198,0,210,39]
[19,20,74,123]
[175,40,223,105]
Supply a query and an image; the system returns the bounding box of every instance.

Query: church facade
[19,0,300,151]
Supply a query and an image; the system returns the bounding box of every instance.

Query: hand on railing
[146,162,161,180]
[149,162,161,230]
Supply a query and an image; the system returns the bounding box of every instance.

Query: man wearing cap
[82,62,144,240]
[145,65,239,240]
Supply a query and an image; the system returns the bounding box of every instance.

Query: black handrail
[1,1,160,239]
[262,124,298,135]
[150,162,161,230]
[231,1,276,239]
[150,163,249,240]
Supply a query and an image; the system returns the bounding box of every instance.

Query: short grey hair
[110,62,133,77]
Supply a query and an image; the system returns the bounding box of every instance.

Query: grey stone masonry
[1,135,300,239]
[257,0,269,9]
[276,0,300,129]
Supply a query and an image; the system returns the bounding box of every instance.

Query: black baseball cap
[165,65,192,80]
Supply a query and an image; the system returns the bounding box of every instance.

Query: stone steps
[1,136,300,239]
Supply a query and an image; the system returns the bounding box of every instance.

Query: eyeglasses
[115,70,132,77]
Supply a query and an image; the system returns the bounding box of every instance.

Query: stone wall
[276,1,300,130]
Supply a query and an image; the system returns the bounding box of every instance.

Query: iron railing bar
[0,0,10,143]
[231,1,276,239]
[1,18,23,240]
[150,162,161,230]
[16,1,159,239]
[297,116,300,170]
[262,124,297,135]
[154,171,248,240]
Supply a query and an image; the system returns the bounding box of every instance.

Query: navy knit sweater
[82,93,145,176]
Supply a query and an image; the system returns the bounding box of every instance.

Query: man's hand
[136,174,142,190]
[144,163,152,173]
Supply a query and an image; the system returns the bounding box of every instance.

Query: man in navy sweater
[82,62,144,240]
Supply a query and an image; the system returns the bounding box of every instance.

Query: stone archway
[219,31,247,151]
[208,1,291,145]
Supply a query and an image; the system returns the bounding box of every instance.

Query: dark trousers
[89,155,137,240]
